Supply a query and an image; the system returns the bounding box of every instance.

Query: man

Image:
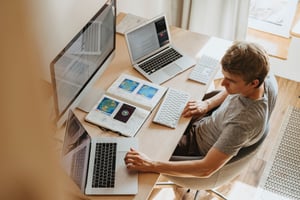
[124,41,278,178]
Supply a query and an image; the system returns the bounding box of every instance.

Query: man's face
[221,69,254,95]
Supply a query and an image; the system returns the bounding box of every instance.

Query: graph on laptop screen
[50,0,116,127]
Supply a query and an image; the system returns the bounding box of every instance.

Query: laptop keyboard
[71,146,87,187]
[92,143,117,188]
[82,22,101,53]
[153,88,190,128]
[139,48,182,75]
[188,54,219,84]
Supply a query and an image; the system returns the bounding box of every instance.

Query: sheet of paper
[196,37,232,60]
[116,13,147,35]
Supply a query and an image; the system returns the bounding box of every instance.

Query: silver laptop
[61,110,138,195]
[125,14,196,84]
[69,21,102,55]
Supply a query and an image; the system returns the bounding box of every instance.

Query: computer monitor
[50,0,116,127]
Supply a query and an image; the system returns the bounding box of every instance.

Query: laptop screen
[62,111,91,156]
[126,15,170,62]
[62,111,91,190]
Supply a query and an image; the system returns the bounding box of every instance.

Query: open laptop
[125,14,196,84]
[61,110,138,195]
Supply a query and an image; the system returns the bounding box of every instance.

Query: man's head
[220,41,269,95]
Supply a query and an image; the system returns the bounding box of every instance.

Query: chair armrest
[170,155,204,161]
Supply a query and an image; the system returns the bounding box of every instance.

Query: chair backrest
[228,125,269,163]
[165,126,269,190]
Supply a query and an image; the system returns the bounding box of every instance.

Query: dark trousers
[172,90,221,156]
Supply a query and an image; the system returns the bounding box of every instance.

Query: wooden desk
[59,13,212,200]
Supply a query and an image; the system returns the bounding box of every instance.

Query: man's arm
[125,147,233,178]
[182,90,228,118]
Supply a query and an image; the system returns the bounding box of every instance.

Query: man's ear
[251,79,260,88]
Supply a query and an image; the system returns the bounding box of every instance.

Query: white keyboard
[189,55,219,84]
[153,88,190,128]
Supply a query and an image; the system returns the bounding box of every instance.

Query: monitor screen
[50,0,116,127]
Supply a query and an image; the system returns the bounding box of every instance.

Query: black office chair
[159,126,269,200]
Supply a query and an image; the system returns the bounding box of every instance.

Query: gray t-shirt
[193,74,278,156]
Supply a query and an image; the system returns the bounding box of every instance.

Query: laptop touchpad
[163,64,182,76]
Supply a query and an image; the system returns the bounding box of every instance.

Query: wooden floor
[246,1,300,60]
[149,76,300,200]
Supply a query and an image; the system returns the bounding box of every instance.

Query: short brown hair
[221,41,269,87]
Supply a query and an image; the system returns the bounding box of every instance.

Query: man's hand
[124,148,154,172]
[182,100,209,118]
